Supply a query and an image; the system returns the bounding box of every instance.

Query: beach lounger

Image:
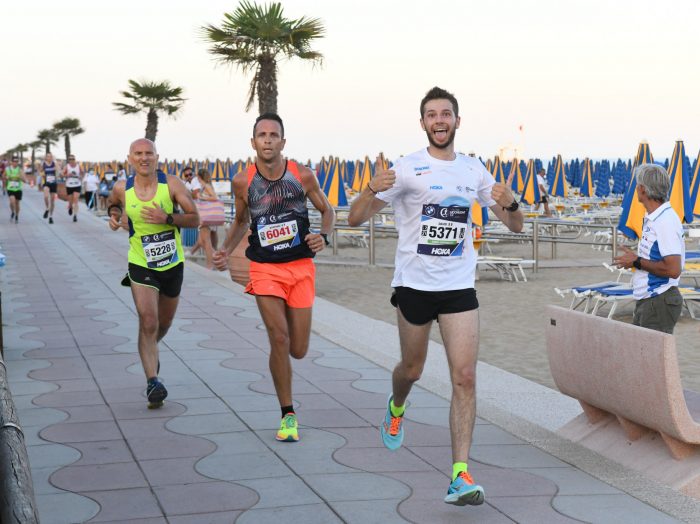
[554,281,623,313]
[477,256,535,282]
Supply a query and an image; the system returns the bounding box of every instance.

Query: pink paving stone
[51,462,148,492]
[153,481,258,515]
[70,440,134,465]
[85,487,163,522]
[41,420,123,443]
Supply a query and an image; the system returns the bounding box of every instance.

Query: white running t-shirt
[65,164,82,187]
[376,149,496,291]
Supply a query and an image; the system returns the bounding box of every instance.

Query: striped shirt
[632,202,684,300]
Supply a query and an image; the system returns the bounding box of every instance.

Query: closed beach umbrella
[667,140,693,223]
[491,156,506,184]
[507,159,524,193]
[471,200,489,228]
[549,154,568,198]
[579,158,594,197]
[691,149,700,217]
[356,156,373,192]
[520,159,541,204]
[617,141,653,239]
[322,159,348,207]
[595,161,611,198]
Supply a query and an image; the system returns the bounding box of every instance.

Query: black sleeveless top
[245,161,314,263]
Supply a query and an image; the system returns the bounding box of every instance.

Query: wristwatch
[504,200,519,212]
[166,214,174,226]
[320,233,330,246]
[633,256,642,270]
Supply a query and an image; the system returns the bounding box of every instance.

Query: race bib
[141,230,178,268]
[417,204,469,256]
[46,175,56,183]
[7,180,20,191]
[66,177,81,188]
[256,212,301,253]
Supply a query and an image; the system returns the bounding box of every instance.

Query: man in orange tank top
[214,113,335,442]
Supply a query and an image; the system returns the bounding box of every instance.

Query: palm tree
[53,117,85,160]
[37,128,60,154]
[202,1,324,114]
[113,80,186,141]
[29,140,43,174]
[13,144,29,164]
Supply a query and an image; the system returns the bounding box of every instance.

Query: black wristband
[320,233,330,246]
[107,204,122,216]
[504,200,519,212]
[633,257,642,270]
[367,183,377,194]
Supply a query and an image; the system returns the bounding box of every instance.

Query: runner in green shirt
[4,156,29,223]
[106,138,199,408]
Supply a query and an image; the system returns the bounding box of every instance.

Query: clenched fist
[491,183,517,208]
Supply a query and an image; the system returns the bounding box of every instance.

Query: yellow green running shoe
[276,413,299,442]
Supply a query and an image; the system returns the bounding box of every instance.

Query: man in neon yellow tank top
[107,138,199,408]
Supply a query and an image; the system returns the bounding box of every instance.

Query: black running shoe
[10,212,14,220]
[68,206,72,216]
[49,217,54,224]
[73,215,77,222]
[43,210,49,219]
[146,378,168,409]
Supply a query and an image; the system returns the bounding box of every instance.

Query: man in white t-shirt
[535,168,552,217]
[613,164,684,333]
[182,166,201,198]
[83,170,100,209]
[349,87,523,507]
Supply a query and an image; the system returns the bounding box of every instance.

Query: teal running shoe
[444,471,485,506]
[380,395,404,450]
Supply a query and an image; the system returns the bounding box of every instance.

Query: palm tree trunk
[31,148,36,175]
[257,56,278,114]
[145,109,158,141]
[45,141,51,154]
[64,134,71,160]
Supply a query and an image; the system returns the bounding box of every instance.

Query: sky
[3,0,700,163]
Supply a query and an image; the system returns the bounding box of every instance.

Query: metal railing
[219,200,625,271]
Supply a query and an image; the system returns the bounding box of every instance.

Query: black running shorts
[66,186,81,195]
[390,286,478,325]
[44,183,57,193]
[124,262,184,298]
[8,190,22,201]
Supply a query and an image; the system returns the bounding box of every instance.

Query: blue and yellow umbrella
[667,140,693,224]
[520,159,541,205]
[617,141,653,239]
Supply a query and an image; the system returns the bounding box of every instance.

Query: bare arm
[348,153,392,226]
[213,172,251,270]
[106,180,126,231]
[489,182,524,233]
[301,166,335,253]
[613,246,682,279]
[167,175,200,228]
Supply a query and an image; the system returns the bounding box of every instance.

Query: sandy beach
[310,234,700,393]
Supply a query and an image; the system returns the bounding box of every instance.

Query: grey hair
[129,138,157,154]
[635,163,669,202]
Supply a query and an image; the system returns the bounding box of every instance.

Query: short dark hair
[420,87,459,118]
[253,113,285,138]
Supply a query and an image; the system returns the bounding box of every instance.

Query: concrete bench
[546,305,700,497]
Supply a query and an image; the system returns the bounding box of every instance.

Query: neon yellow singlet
[5,166,22,191]
[125,172,184,270]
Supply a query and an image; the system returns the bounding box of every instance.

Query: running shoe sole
[147,382,168,409]
[444,486,485,506]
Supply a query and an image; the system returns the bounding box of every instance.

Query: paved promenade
[0,190,694,523]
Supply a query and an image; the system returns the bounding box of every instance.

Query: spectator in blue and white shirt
[614,164,684,334]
